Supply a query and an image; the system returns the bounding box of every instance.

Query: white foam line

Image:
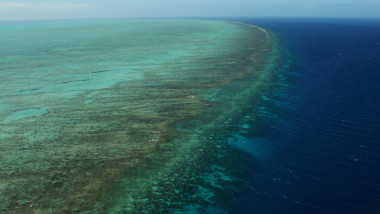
[226,20,271,40]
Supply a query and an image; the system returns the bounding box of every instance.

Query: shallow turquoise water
[0,19,281,213]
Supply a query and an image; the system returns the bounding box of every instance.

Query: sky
[0,0,380,21]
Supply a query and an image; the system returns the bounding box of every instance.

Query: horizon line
[1,16,380,23]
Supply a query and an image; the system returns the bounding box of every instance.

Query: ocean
[0,18,379,213]
[229,18,380,214]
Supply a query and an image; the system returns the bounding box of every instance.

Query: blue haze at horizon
[1,0,380,21]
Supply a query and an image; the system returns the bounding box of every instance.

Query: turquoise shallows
[0,19,280,213]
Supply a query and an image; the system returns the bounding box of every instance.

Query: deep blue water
[229,18,380,213]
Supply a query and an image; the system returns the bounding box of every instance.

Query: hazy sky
[0,0,380,21]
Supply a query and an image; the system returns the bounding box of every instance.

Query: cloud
[0,1,91,11]
[0,1,92,21]
[0,2,27,9]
